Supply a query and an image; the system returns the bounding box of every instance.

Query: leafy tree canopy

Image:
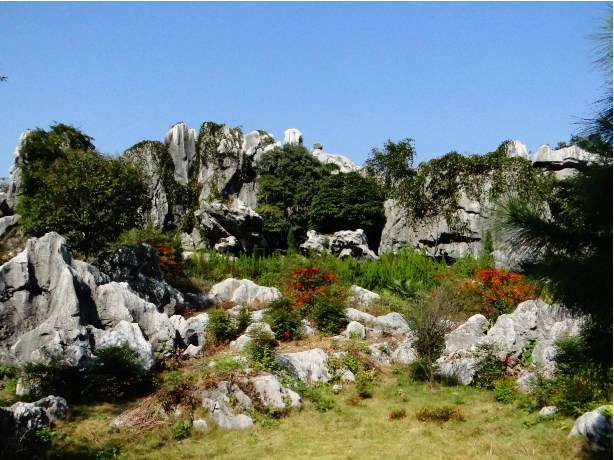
[255,143,333,247]
[309,171,385,247]
[18,125,150,257]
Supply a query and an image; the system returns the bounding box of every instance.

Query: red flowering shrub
[458,269,539,318]
[286,267,339,313]
[147,239,184,281]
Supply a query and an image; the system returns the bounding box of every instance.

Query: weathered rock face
[229,322,275,352]
[170,313,209,348]
[311,143,362,174]
[302,229,378,261]
[201,386,254,430]
[275,348,331,384]
[208,278,281,306]
[0,232,185,369]
[6,130,32,212]
[0,395,68,437]
[378,141,597,260]
[164,122,197,186]
[346,285,381,307]
[299,230,330,255]
[197,199,268,254]
[124,141,171,228]
[283,128,303,145]
[251,374,301,409]
[391,336,419,364]
[0,215,20,239]
[444,314,489,355]
[378,198,485,259]
[569,406,613,451]
[93,243,185,316]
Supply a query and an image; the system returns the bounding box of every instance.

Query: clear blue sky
[0,2,609,175]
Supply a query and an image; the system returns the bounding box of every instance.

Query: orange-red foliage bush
[286,267,338,313]
[458,268,539,318]
[147,239,184,281]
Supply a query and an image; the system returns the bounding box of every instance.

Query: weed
[263,298,303,341]
[493,379,516,403]
[388,408,407,420]
[172,419,192,440]
[415,406,465,424]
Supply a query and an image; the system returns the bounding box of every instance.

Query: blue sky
[0,2,609,175]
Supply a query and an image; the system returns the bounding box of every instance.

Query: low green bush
[244,326,278,370]
[293,380,334,413]
[21,345,150,402]
[0,365,19,392]
[493,379,516,403]
[171,419,192,440]
[206,308,242,345]
[311,299,348,335]
[264,298,303,341]
[473,344,507,390]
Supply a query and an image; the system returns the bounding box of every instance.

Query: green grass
[39,373,591,460]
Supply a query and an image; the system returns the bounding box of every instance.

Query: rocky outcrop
[378,198,485,259]
[444,314,489,355]
[0,232,188,370]
[229,322,275,352]
[369,342,391,366]
[283,128,303,145]
[275,348,331,384]
[201,385,254,430]
[0,215,20,239]
[251,374,301,409]
[533,144,600,180]
[506,140,531,160]
[330,229,379,261]
[196,199,268,254]
[346,286,380,307]
[300,230,330,255]
[391,336,419,364]
[208,278,281,306]
[569,406,613,451]
[164,122,196,186]
[170,313,209,348]
[93,243,185,316]
[310,143,361,174]
[124,141,171,228]
[6,130,32,212]
[343,321,366,339]
[0,395,68,437]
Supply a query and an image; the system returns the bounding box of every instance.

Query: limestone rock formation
[299,230,330,255]
[208,278,281,306]
[444,314,489,355]
[346,286,381,307]
[533,144,600,180]
[275,348,331,384]
[506,140,531,160]
[6,130,32,211]
[124,141,171,227]
[93,243,186,316]
[251,374,301,409]
[93,320,155,370]
[569,405,613,451]
[196,199,268,254]
[201,386,253,429]
[164,122,196,186]
[0,395,68,437]
[0,215,20,239]
[283,128,303,145]
[311,143,362,173]
[229,322,275,352]
[170,313,209,348]
[369,342,391,366]
[391,336,419,364]
[343,321,366,339]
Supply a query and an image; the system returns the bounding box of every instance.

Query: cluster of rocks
[378,140,600,261]
[300,229,378,261]
[0,395,68,438]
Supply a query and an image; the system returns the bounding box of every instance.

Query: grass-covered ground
[29,356,591,460]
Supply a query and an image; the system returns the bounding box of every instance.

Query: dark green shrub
[172,419,192,440]
[18,147,150,257]
[0,365,19,392]
[205,308,237,345]
[356,375,374,399]
[309,172,385,248]
[407,358,430,382]
[244,325,278,370]
[493,379,516,403]
[294,380,334,413]
[20,123,96,163]
[234,306,252,337]
[264,298,303,341]
[473,344,507,390]
[21,345,150,402]
[311,299,348,335]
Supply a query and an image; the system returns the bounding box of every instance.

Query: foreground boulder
[93,243,185,316]
[0,396,67,437]
[569,406,613,451]
[0,232,181,369]
[202,383,254,429]
[275,348,331,384]
[196,199,268,254]
[209,278,281,307]
[251,374,301,408]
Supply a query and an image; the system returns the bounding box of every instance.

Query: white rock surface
[569,405,612,451]
[343,321,366,339]
[346,285,380,307]
[300,230,330,255]
[0,215,20,238]
[330,229,378,261]
[275,348,331,384]
[345,308,377,325]
[391,336,419,364]
[94,321,155,371]
[3,395,68,436]
[182,344,203,358]
[193,419,208,431]
[434,356,476,385]
[311,143,361,174]
[202,388,253,430]
[209,278,281,306]
[539,406,558,416]
[164,122,197,185]
[374,313,411,335]
[229,322,274,352]
[368,342,391,366]
[506,140,531,160]
[283,128,303,145]
[251,374,301,408]
[444,314,489,354]
[170,313,209,347]
[300,319,317,336]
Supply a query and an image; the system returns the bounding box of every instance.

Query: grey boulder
[569,405,613,451]
[251,374,301,409]
[1,395,68,437]
[275,348,331,384]
[208,278,281,306]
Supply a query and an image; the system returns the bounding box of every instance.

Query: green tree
[365,138,416,193]
[255,143,332,248]
[17,128,150,257]
[309,171,386,248]
[495,12,613,374]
